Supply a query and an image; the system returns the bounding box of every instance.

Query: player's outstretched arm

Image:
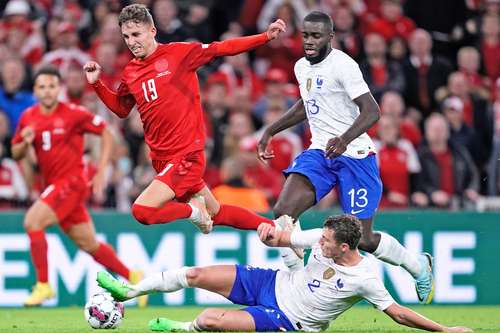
[257,99,306,162]
[325,92,380,158]
[258,223,322,249]
[213,19,286,57]
[83,61,135,118]
[384,303,473,332]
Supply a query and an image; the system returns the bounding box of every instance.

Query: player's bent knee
[185,267,204,286]
[196,309,224,331]
[131,204,152,225]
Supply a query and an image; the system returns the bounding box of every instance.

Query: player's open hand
[83,61,102,84]
[443,326,473,333]
[257,223,281,247]
[257,131,275,163]
[325,136,347,158]
[21,126,35,144]
[266,19,286,40]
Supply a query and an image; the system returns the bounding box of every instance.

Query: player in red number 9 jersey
[11,66,144,307]
[83,4,293,238]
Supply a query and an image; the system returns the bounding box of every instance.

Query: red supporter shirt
[432,150,454,195]
[12,102,106,185]
[92,34,269,161]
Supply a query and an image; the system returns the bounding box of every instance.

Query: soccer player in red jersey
[11,66,144,306]
[83,4,293,237]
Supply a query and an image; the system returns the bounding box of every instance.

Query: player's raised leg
[195,185,275,231]
[131,179,211,231]
[23,199,58,306]
[272,173,319,271]
[336,155,434,304]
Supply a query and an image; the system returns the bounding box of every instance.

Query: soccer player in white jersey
[257,11,434,304]
[95,215,472,333]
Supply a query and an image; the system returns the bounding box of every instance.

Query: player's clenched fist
[21,126,35,144]
[83,61,102,84]
[266,19,286,40]
[257,223,281,247]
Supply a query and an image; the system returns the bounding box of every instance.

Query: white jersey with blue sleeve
[294,49,376,159]
[274,229,394,332]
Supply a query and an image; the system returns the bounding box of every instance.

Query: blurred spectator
[257,0,308,32]
[41,21,90,77]
[203,79,230,166]
[152,0,189,43]
[223,112,255,160]
[0,110,12,158]
[374,114,420,208]
[129,143,156,201]
[359,32,405,100]
[123,111,144,168]
[245,98,302,174]
[387,36,408,64]
[212,155,270,212]
[413,113,479,209]
[209,30,264,102]
[404,0,467,59]
[442,96,482,169]
[457,46,490,99]
[94,42,121,90]
[488,78,500,195]
[89,14,131,71]
[60,64,88,105]
[479,14,500,84]
[402,29,453,119]
[102,139,133,211]
[368,91,422,147]
[1,0,45,66]
[183,2,213,43]
[0,57,36,133]
[445,71,493,172]
[333,6,363,61]
[0,140,28,208]
[255,2,303,81]
[252,68,295,121]
[364,0,415,41]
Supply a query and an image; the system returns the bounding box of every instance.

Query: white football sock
[188,204,201,221]
[130,267,190,297]
[372,232,421,278]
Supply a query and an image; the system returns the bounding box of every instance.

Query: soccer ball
[84,292,124,329]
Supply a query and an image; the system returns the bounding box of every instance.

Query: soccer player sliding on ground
[96,215,472,333]
[83,4,295,243]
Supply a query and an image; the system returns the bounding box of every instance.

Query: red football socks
[132,202,192,225]
[27,230,48,283]
[213,204,274,230]
[91,243,130,279]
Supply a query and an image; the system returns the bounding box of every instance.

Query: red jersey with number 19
[118,42,223,160]
[12,102,106,185]
[92,33,270,161]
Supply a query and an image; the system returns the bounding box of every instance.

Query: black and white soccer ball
[84,292,124,329]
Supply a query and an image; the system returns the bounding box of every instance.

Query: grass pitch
[0,306,498,332]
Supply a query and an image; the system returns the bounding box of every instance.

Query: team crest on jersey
[323,267,335,280]
[316,77,324,88]
[154,59,169,72]
[306,78,312,91]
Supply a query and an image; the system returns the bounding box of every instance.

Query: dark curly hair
[323,215,362,249]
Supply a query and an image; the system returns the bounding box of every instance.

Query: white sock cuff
[177,266,190,288]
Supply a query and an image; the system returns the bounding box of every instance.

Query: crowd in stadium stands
[0,0,499,212]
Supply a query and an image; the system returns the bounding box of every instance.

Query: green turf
[0,306,498,332]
